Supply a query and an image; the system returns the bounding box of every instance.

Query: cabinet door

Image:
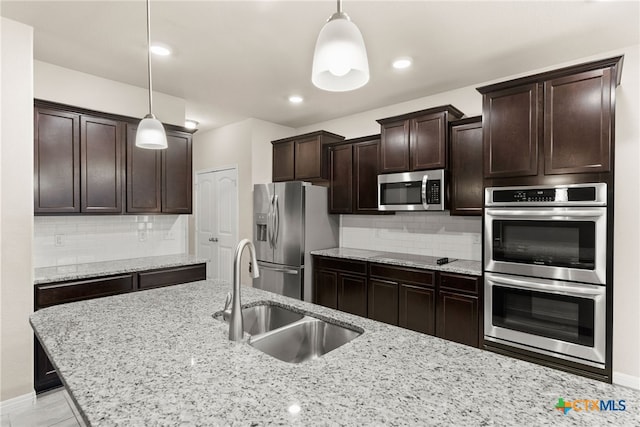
[410,113,446,170]
[353,139,380,214]
[272,140,295,182]
[81,115,123,213]
[544,68,612,175]
[436,290,479,347]
[450,120,483,215]
[329,144,353,214]
[483,84,539,178]
[314,269,338,309]
[380,120,410,173]
[367,279,398,325]
[294,136,322,180]
[162,130,192,213]
[34,338,62,393]
[337,273,367,317]
[399,283,435,335]
[138,264,206,290]
[34,108,80,213]
[126,124,161,213]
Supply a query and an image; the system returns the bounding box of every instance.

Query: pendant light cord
[337,0,342,13]
[146,0,154,116]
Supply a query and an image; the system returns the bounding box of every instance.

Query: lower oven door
[484,272,606,368]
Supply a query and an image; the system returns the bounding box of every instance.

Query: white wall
[298,45,640,388]
[33,215,187,268]
[190,118,293,283]
[34,61,185,127]
[1,18,34,402]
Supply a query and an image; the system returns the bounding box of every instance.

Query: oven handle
[485,208,605,218]
[487,273,606,297]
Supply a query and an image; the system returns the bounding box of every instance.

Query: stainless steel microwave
[377,170,445,211]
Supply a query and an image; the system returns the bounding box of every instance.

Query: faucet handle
[223,292,232,312]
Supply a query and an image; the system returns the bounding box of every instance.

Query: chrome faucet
[228,239,260,341]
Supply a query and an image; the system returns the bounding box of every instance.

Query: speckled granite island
[310,247,482,276]
[30,280,639,426]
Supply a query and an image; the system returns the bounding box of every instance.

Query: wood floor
[1,389,85,427]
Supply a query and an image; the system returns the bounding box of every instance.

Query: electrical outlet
[472,234,481,244]
[54,234,64,247]
[138,230,147,242]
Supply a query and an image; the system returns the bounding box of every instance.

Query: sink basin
[222,303,304,335]
[249,318,362,363]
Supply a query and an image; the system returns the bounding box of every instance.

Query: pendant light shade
[136,0,167,150]
[312,1,369,92]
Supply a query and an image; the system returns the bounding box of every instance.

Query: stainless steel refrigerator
[253,182,338,301]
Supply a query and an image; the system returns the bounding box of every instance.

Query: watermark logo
[555,397,627,415]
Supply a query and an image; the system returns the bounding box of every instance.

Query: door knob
[209,237,219,242]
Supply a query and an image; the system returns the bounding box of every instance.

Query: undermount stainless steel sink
[249,317,362,363]
[216,302,362,363]
[222,303,304,335]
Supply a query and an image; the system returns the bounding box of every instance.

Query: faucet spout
[229,239,260,341]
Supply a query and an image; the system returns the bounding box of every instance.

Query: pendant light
[311,0,369,92]
[135,0,167,149]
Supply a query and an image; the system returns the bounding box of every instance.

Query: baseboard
[613,371,640,390]
[0,391,36,415]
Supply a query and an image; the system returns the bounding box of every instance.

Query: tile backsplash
[34,215,188,268]
[340,212,482,261]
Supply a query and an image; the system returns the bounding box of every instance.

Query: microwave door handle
[489,275,605,297]
[421,175,429,209]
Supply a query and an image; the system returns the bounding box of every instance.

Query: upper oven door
[484,207,606,284]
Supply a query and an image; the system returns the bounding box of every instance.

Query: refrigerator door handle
[273,195,280,249]
[258,265,299,275]
[267,195,274,249]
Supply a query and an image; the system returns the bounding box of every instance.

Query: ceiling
[2,1,639,131]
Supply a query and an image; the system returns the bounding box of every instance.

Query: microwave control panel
[425,180,441,204]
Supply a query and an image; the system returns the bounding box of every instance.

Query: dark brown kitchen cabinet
[126,124,162,213]
[34,107,80,213]
[272,131,344,182]
[477,56,622,185]
[328,135,381,214]
[162,130,193,213]
[80,115,124,213]
[312,256,367,317]
[369,263,436,331]
[34,263,206,393]
[449,117,483,215]
[377,105,464,173]
[34,100,194,215]
[436,272,481,348]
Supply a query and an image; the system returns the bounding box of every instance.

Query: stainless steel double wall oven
[483,183,609,372]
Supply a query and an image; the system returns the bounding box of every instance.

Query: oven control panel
[485,183,607,206]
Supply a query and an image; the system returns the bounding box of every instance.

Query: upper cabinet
[328,135,381,215]
[449,117,483,216]
[272,130,344,182]
[34,100,194,215]
[376,105,464,174]
[477,56,623,185]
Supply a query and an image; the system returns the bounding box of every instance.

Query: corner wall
[1,18,35,402]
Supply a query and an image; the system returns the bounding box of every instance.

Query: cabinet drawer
[138,264,206,290]
[369,263,434,287]
[313,256,367,275]
[439,272,480,295]
[35,274,135,308]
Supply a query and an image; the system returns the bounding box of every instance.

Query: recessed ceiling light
[288,95,304,104]
[392,57,413,69]
[150,44,171,56]
[184,120,199,130]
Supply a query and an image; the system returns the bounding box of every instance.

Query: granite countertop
[34,254,208,284]
[311,247,482,276]
[31,280,639,426]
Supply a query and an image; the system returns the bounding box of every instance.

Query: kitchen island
[31,280,639,426]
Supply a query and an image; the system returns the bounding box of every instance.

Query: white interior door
[196,167,238,283]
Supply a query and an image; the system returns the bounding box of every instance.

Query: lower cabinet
[34,263,206,393]
[436,272,481,348]
[312,255,481,348]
